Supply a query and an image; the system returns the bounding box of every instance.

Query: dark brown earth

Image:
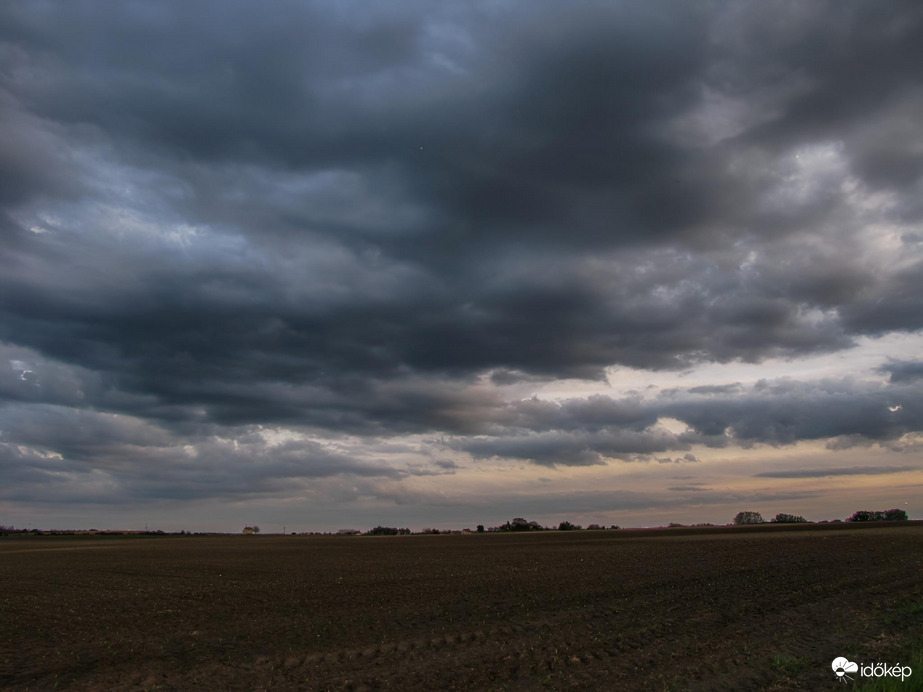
[2,522,922,690]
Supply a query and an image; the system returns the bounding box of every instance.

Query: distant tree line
[558,521,612,530]
[486,517,543,532]
[0,526,202,536]
[733,509,909,525]
[7,508,909,539]
[733,511,766,525]
[365,526,412,535]
[0,526,29,535]
[483,518,619,532]
[733,511,811,524]
[847,509,908,522]
[772,513,808,524]
[668,522,716,528]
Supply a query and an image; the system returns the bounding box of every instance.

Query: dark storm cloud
[880,360,923,384]
[731,2,923,180]
[2,1,923,502]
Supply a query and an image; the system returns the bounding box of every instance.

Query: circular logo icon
[832,657,858,682]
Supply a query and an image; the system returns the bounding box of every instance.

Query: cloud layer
[1,1,922,526]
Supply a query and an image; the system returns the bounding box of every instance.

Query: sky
[1,1,922,532]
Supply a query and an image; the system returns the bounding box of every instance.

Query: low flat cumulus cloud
[442,374,922,466]
[755,466,918,479]
[1,1,922,524]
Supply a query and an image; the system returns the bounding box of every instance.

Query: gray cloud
[880,360,923,384]
[1,2,923,514]
[0,404,406,504]
[439,374,922,466]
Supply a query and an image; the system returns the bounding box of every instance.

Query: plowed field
[2,523,922,690]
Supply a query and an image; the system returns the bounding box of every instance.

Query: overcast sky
[2,1,922,532]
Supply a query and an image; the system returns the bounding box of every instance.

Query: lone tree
[733,511,764,525]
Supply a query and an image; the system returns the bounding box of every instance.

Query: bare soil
[2,522,922,690]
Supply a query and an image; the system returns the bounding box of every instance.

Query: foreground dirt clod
[2,523,922,690]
